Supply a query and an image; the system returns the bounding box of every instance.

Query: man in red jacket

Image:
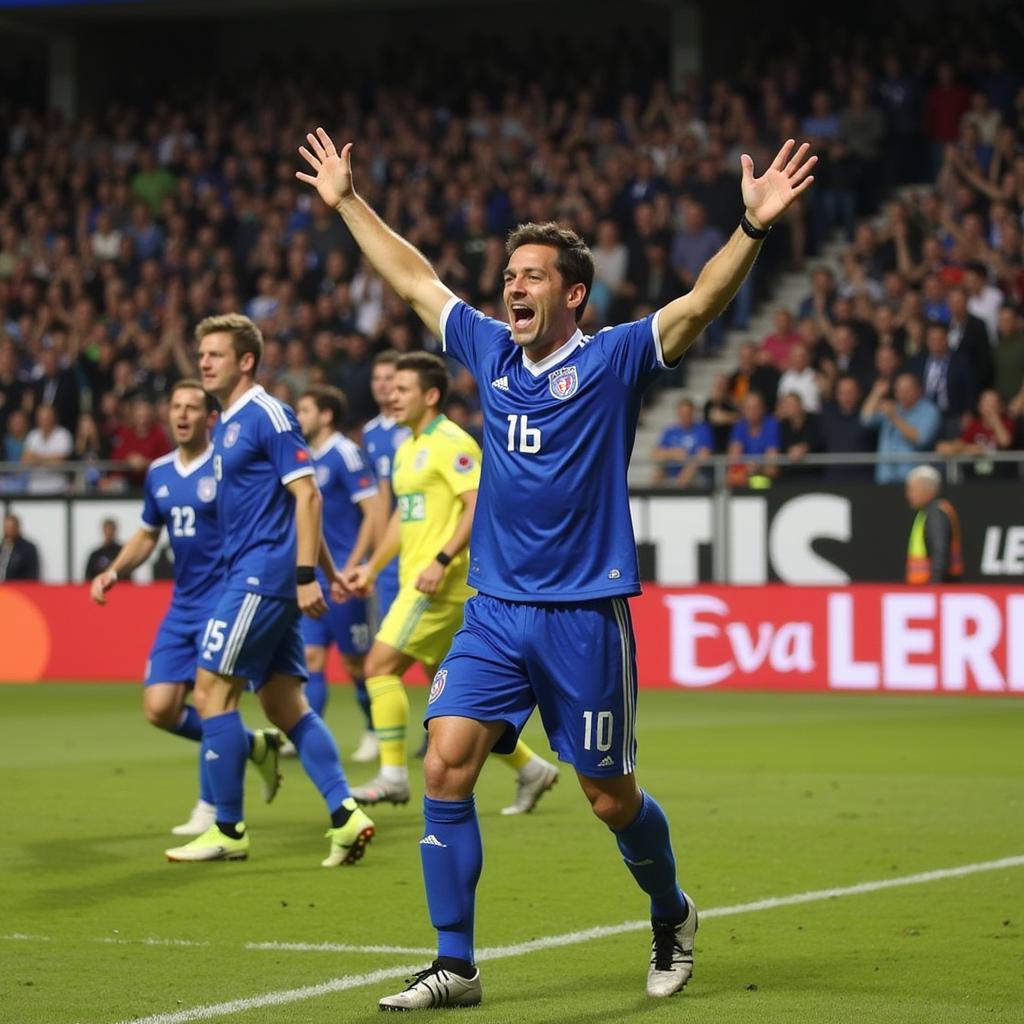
[110,397,171,486]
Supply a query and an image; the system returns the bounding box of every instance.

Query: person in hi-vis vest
[905,465,964,584]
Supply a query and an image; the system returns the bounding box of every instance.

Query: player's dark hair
[373,349,401,369]
[505,221,594,322]
[396,352,449,409]
[302,384,348,429]
[196,313,264,372]
[171,378,218,414]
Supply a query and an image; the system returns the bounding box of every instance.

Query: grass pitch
[2,683,1022,1024]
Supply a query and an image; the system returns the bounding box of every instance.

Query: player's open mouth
[511,304,535,328]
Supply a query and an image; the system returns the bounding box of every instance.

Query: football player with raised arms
[298,127,815,1007]
[90,379,282,841]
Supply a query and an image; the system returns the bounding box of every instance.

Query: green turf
[2,684,1022,1024]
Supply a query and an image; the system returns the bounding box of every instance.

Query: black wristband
[435,551,452,567]
[740,213,771,240]
[296,566,316,585]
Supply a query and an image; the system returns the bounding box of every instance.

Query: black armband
[296,566,316,585]
[435,551,452,567]
[740,213,771,240]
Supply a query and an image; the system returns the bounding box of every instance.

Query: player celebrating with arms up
[91,380,281,840]
[165,314,374,867]
[299,128,815,1007]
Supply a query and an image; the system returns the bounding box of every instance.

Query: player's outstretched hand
[340,565,373,598]
[296,128,353,210]
[90,570,117,606]
[298,580,329,619]
[740,139,817,230]
[415,561,445,596]
[329,572,350,605]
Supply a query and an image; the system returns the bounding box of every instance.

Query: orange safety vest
[906,498,964,584]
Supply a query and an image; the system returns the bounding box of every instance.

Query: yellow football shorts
[375,585,466,665]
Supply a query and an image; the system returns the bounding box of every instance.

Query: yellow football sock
[495,738,535,772]
[366,675,409,768]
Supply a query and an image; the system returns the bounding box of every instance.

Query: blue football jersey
[312,431,378,566]
[440,298,676,601]
[212,385,315,598]
[362,414,412,492]
[140,446,222,618]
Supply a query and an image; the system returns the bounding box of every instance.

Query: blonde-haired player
[343,352,557,812]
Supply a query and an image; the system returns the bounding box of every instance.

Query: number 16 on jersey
[506,414,541,454]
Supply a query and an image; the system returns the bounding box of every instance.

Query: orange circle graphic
[0,589,52,682]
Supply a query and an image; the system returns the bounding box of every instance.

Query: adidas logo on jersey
[155,485,170,498]
[597,755,615,768]
[419,833,447,848]
[491,376,510,391]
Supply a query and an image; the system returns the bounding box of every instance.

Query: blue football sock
[198,749,215,805]
[201,711,248,823]
[306,670,328,718]
[288,710,350,813]
[613,791,686,921]
[421,796,482,964]
[172,704,203,741]
[352,676,372,729]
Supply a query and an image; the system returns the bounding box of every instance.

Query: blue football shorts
[300,592,371,655]
[373,561,400,628]
[425,593,638,777]
[199,588,307,689]
[144,609,205,687]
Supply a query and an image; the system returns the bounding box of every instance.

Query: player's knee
[423,745,473,800]
[259,684,308,734]
[586,790,632,828]
[305,645,325,672]
[143,700,177,731]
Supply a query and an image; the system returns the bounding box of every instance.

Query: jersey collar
[220,384,264,422]
[174,444,214,477]
[521,329,584,377]
[311,431,343,459]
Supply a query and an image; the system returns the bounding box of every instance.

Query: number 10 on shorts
[582,710,613,751]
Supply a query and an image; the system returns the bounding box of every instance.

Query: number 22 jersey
[439,297,675,602]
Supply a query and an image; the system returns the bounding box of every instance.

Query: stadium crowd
[0,19,1021,495]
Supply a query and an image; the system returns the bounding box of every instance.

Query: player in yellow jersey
[343,352,558,812]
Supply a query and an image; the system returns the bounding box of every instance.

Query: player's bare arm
[89,526,158,605]
[287,474,329,618]
[297,128,455,336]
[658,140,816,364]
[344,495,381,574]
[344,507,401,597]
[415,489,477,596]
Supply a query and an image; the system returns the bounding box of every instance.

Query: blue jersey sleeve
[265,407,316,485]
[140,470,164,530]
[339,446,378,505]
[440,297,510,377]
[696,423,714,451]
[763,417,781,449]
[593,311,679,391]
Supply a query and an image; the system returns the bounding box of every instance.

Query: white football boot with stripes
[646,892,698,997]
[379,961,482,1011]
[500,755,558,815]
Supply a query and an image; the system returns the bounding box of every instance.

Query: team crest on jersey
[197,476,217,503]
[454,453,475,473]
[316,464,330,487]
[429,668,447,704]
[415,450,429,470]
[548,365,579,400]
[224,422,241,448]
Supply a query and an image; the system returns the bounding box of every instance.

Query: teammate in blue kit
[295,385,379,740]
[299,128,816,1006]
[164,313,374,866]
[90,380,282,839]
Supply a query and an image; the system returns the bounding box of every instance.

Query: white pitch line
[107,852,1024,1024]
[246,941,435,955]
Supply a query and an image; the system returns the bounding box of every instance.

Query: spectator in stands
[861,372,940,483]
[777,392,822,478]
[760,308,802,369]
[817,322,873,399]
[867,345,904,398]
[591,220,629,322]
[703,373,739,453]
[109,397,170,487]
[84,518,128,581]
[797,266,837,320]
[908,321,976,440]
[0,340,26,434]
[32,340,79,433]
[1,409,30,493]
[993,305,1024,404]
[821,375,873,479]
[728,391,781,485]
[964,261,1005,343]
[872,303,907,354]
[0,513,40,581]
[936,389,1016,479]
[925,62,971,175]
[21,404,73,494]
[729,341,779,410]
[777,342,822,413]
[946,285,994,391]
[650,398,713,488]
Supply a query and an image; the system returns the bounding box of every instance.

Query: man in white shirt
[22,404,73,494]
[964,261,1004,344]
[776,342,823,413]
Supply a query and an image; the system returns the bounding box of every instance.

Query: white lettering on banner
[728,498,766,584]
[769,495,851,584]
[940,594,1003,692]
[882,594,937,690]
[1007,596,1024,692]
[827,593,879,689]
[664,594,813,687]
[647,498,713,585]
[981,526,1024,576]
